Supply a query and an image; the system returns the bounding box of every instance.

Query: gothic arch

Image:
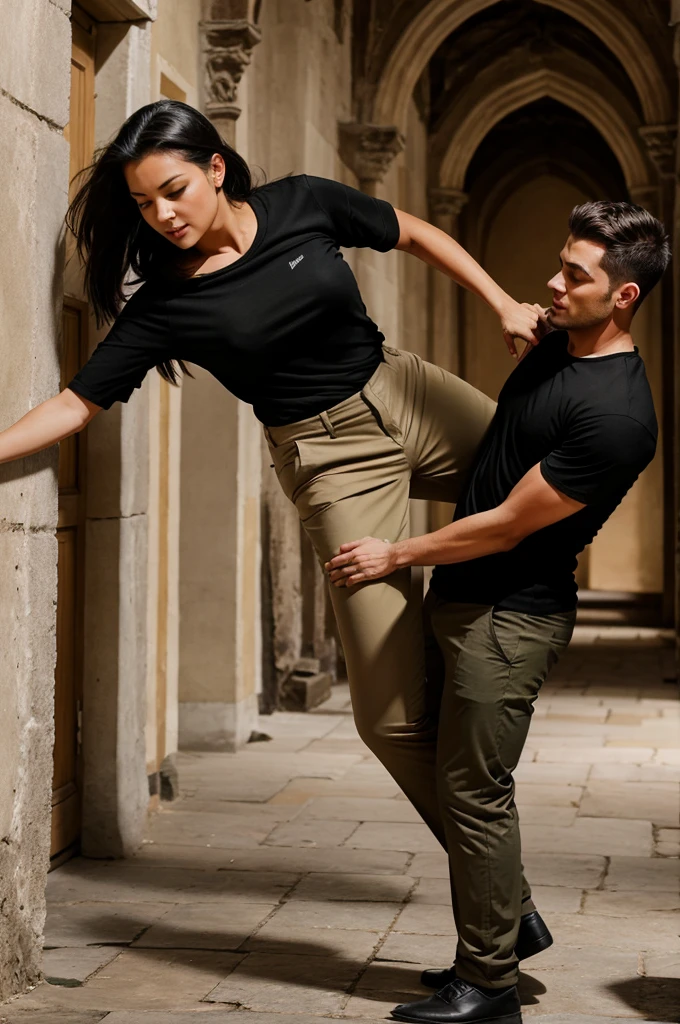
[372,0,672,133]
[437,67,650,192]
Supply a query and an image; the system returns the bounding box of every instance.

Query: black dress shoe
[391,979,522,1024]
[419,911,552,989]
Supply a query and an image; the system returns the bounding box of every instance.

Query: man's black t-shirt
[431,333,658,615]
[68,175,400,425]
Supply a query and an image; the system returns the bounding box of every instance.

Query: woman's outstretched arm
[0,389,100,465]
[394,208,539,356]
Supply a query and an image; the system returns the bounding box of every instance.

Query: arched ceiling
[427,0,642,131]
[436,64,649,190]
[465,99,628,203]
[353,0,675,131]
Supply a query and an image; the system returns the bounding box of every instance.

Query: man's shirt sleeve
[540,413,657,506]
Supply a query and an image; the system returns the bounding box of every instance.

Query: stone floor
[2,626,679,1024]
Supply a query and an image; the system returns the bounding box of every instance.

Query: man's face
[546,236,620,331]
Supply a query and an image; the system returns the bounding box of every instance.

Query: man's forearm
[392,508,517,568]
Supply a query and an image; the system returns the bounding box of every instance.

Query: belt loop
[263,425,276,447]
[319,410,337,438]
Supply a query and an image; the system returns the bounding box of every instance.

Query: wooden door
[51,19,95,862]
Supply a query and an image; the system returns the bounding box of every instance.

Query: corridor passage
[4,628,679,1024]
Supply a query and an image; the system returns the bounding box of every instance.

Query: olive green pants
[425,594,575,988]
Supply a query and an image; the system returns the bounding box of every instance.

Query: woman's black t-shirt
[68,175,400,425]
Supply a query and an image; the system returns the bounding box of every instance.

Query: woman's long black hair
[66,99,256,384]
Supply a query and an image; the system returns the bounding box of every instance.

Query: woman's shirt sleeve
[67,285,174,410]
[304,175,400,252]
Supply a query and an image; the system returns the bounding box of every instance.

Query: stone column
[638,123,678,629]
[338,122,405,192]
[428,187,469,376]
[178,13,263,750]
[201,18,262,146]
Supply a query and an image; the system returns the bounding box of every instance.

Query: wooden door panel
[51,19,95,861]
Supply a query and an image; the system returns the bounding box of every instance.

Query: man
[326,201,668,1024]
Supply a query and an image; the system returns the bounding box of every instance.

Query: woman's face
[124,150,225,248]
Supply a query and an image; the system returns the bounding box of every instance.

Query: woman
[3,100,538,852]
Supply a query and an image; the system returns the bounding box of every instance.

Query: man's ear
[616,281,641,310]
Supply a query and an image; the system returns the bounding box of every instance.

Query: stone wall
[0,0,71,1000]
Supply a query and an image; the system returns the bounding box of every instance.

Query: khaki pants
[266,353,517,861]
[425,595,575,988]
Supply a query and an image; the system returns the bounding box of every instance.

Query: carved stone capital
[201,18,262,123]
[338,123,405,186]
[639,124,677,179]
[429,187,469,221]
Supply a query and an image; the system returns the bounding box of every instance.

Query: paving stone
[583,890,680,915]
[655,748,680,765]
[589,762,680,782]
[343,992,421,1019]
[268,778,401,804]
[131,902,275,950]
[408,878,452,906]
[522,817,653,857]
[44,903,171,947]
[266,899,401,931]
[287,872,415,903]
[204,951,360,1011]
[301,738,377,757]
[103,1014,241,1023]
[544,911,679,952]
[644,952,680,979]
[529,886,584,914]
[522,970,680,1019]
[242,925,382,960]
[516,805,578,826]
[134,846,409,875]
[47,861,297,904]
[521,854,606,889]
[393,903,456,936]
[536,746,655,763]
[263,818,360,847]
[169,799,296,819]
[298,797,423,823]
[521,1017,669,1024]
[11,952,244,1012]
[656,829,680,857]
[0,1013,108,1024]
[41,947,121,985]
[605,856,680,892]
[349,822,441,854]
[355,960,432,994]
[376,932,454,966]
[407,853,450,879]
[514,784,584,807]
[514,763,591,784]
[578,781,679,826]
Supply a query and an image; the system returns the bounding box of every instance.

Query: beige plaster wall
[145,0,200,779]
[150,0,200,98]
[463,174,663,595]
[244,0,354,690]
[0,0,70,999]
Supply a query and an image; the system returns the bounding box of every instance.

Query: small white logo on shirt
[289,255,304,269]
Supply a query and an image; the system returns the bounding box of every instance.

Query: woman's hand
[498,299,541,358]
[325,537,397,587]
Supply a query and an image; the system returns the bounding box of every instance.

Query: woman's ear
[211,153,226,189]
